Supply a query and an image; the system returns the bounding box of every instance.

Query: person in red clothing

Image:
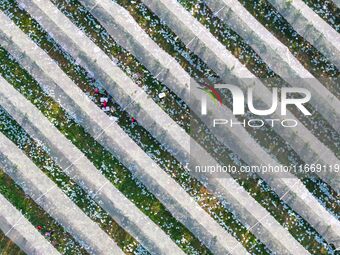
[94,87,99,94]
[37,225,42,231]
[102,100,108,108]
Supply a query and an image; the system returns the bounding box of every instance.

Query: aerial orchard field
[0,0,338,254]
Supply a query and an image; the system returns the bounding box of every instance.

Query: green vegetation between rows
[114,0,340,216]
[176,0,340,162]
[239,0,339,80]
[113,0,340,161]
[301,0,339,32]
[0,0,338,253]
[191,115,337,254]
[110,1,338,253]
[0,2,271,253]
[0,165,88,255]
[0,46,209,255]
[177,0,340,158]
[55,0,339,253]
[51,0,190,132]
[45,1,274,253]
[0,106,143,254]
